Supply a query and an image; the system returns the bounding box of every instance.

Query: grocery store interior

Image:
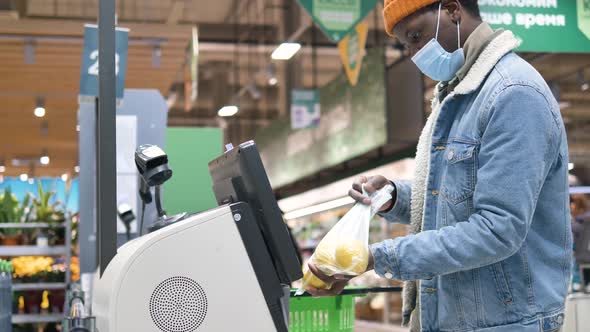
[0,0,589,331]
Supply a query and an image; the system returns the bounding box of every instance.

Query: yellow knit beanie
[383,0,439,36]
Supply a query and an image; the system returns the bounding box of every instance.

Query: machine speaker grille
[149,276,208,332]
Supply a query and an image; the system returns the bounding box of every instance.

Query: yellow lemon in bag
[300,239,368,292]
[312,239,369,275]
[302,269,331,290]
[311,241,334,268]
[334,240,369,274]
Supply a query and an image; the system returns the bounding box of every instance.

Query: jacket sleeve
[371,84,561,280]
[378,180,412,225]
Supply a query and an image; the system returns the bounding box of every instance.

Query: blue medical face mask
[411,2,465,82]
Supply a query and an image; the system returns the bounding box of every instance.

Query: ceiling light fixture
[28,178,34,185]
[152,44,162,68]
[19,173,28,182]
[569,163,575,171]
[0,166,5,173]
[61,173,69,182]
[74,165,80,173]
[267,63,278,86]
[40,149,50,165]
[218,105,239,117]
[246,82,262,100]
[578,70,589,92]
[24,39,35,64]
[271,42,301,60]
[34,96,46,118]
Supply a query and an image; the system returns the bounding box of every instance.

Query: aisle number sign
[479,0,590,53]
[79,24,129,100]
[297,0,379,42]
[291,90,320,129]
[338,21,368,86]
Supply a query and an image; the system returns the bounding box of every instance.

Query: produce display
[69,256,80,282]
[9,256,79,315]
[11,256,54,279]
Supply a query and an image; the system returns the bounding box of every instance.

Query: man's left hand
[305,263,352,297]
[305,250,375,297]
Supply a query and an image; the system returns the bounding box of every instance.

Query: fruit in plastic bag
[300,240,369,292]
[303,269,331,289]
[334,240,369,274]
[296,185,394,295]
[313,239,369,275]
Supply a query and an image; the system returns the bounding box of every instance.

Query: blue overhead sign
[79,24,129,100]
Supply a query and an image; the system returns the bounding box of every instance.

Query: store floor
[354,320,409,332]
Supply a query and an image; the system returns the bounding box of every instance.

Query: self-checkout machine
[91,141,302,331]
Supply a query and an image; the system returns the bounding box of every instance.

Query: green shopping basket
[288,287,401,332]
[289,294,357,332]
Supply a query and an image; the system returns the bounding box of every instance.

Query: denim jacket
[370,31,572,332]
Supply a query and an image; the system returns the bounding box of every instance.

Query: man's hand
[348,175,393,212]
[305,251,375,297]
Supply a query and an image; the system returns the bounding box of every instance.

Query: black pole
[97,0,117,276]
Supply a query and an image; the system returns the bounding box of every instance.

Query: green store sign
[479,0,590,53]
[297,0,379,42]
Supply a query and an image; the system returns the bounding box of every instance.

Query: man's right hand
[348,175,393,212]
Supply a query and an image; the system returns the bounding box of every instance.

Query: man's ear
[442,0,462,24]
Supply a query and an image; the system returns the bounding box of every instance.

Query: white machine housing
[92,204,283,332]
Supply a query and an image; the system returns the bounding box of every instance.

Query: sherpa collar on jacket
[401,30,521,331]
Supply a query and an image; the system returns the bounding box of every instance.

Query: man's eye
[409,32,422,42]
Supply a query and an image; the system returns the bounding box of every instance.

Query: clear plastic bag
[297,185,394,295]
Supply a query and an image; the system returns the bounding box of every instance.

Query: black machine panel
[208,141,303,285]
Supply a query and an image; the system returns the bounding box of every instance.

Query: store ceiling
[0,0,371,178]
[0,0,588,188]
[0,17,191,177]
